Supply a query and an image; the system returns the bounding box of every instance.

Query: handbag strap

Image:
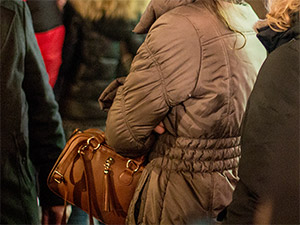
[60,145,99,224]
[80,152,96,225]
[61,208,67,225]
[80,148,109,225]
[60,185,69,224]
[81,153,95,225]
[60,154,95,225]
[58,151,96,225]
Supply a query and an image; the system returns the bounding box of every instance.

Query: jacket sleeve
[22,2,66,206]
[105,13,201,157]
[53,2,80,100]
[226,39,299,224]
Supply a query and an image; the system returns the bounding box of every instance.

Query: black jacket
[55,2,144,133]
[225,22,300,224]
[26,0,63,33]
[0,1,65,224]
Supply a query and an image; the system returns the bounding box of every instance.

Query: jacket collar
[256,21,300,53]
[133,0,196,34]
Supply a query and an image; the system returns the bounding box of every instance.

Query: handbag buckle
[126,160,140,173]
[78,136,101,155]
[87,137,101,151]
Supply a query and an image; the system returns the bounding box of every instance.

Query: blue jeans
[67,206,103,225]
[67,206,89,225]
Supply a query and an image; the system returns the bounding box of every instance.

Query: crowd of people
[0,0,299,224]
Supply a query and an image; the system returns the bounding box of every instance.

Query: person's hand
[154,122,165,134]
[41,205,66,225]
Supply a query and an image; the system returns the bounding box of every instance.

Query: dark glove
[98,76,126,111]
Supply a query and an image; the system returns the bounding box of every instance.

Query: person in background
[55,0,147,137]
[54,0,148,224]
[245,0,268,19]
[26,0,66,87]
[0,0,66,224]
[99,0,266,224]
[57,0,67,12]
[224,0,299,224]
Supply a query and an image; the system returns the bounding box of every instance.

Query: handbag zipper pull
[104,157,115,212]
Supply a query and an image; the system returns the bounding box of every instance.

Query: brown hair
[266,0,300,32]
[69,0,149,21]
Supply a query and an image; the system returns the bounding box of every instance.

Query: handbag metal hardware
[78,136,101,155]
[78,145,89,155]
[126,159,139,173]
[104,157,114,174]
[87,136,101,151]
[54,170,64,184]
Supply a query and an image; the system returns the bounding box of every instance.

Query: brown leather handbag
[47,128,145,225]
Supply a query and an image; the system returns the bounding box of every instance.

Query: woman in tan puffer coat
[99,0,266,224]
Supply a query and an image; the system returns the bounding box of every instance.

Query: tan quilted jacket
[99,0,266,224]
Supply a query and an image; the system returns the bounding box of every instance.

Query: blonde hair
[69,0,149,21]
[266,0,300,31]
[201,0,246,49]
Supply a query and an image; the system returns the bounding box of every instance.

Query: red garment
[35,25,65,87]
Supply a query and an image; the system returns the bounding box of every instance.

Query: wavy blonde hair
[69,0,149,21]
[266,0,300,31]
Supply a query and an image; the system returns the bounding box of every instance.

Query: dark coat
[55,1,145,136]
[100,0,266,223]
[0,1,65,224]
[27,0,65,87]
[225,22,300,224]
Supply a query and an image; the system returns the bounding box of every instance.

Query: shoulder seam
[168,11,202,98]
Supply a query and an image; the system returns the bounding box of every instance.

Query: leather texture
[47,128,144,225]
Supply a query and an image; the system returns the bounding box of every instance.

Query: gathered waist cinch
[148,134,241,173]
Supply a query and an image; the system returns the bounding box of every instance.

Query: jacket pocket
[222,168,239,190]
